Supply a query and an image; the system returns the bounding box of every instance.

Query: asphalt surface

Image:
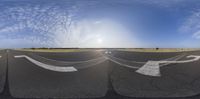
[0,50,6,94]
[8,50,108,98]
[109,51,200,97]
[0,49,200,99]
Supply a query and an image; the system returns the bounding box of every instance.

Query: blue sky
[0,0,200,48]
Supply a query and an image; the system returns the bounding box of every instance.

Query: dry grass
[116,48,200,52]
[17,48,93,52]
[16,48,200,53]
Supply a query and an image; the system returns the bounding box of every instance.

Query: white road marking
[105,54,141,69]
[13,53,200,77]
[14,55,77,72]
[0,56,1,58]
[107,56,140,69]
[136,55,200,77]
[105,51,112,54]
[160,54,186,67]
[160,55,200,64]
[136,61,161,77]
[32,53,106,64]
[136,54,185,77]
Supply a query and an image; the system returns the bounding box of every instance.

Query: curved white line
[30,53,106,64]
[104,52,185,64]
[107,56,140,69]
[159,55,200,64]
[136,55,200,77]
[14,55,77,72]
[104,52,145,64]
[160,54,186,67]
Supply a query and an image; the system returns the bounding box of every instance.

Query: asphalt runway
[8,50,108,98]
[110,50,200,97]
[0,49,200,98]
[0,50,6,93]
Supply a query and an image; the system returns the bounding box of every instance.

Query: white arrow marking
[14,55,77,72]
[136,55,200,77]
[136,61,161,77]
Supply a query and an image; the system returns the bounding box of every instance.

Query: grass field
[17,48,93,52]
[15,48,200,53]
[116,48,200,52]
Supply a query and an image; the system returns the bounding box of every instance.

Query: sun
[97,38,103,44]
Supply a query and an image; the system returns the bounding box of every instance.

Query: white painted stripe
[14,55,77,72]
[0,56,1,58]
[105,54,145,64]
[106,55,140,69]
[160,54,186,67]
[137,55,200,77]
[136,61,161,77]
[159,55,200,64]
[31,53,106,64]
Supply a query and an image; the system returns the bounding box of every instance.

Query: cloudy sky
[0,0,200,48]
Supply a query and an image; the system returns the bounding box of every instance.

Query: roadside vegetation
[16,48,200,53]
[116,48,200,52]
[18,48,93,52]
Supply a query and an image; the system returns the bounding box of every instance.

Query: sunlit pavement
[0,49,200,98]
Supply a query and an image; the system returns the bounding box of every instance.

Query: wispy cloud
[179,10,200,39]
[0,1,139,48]
[0,2,82,48]
[135,0,186,8]
[193,31,200,39]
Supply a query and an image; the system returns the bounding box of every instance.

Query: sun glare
[97,38,103,44]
